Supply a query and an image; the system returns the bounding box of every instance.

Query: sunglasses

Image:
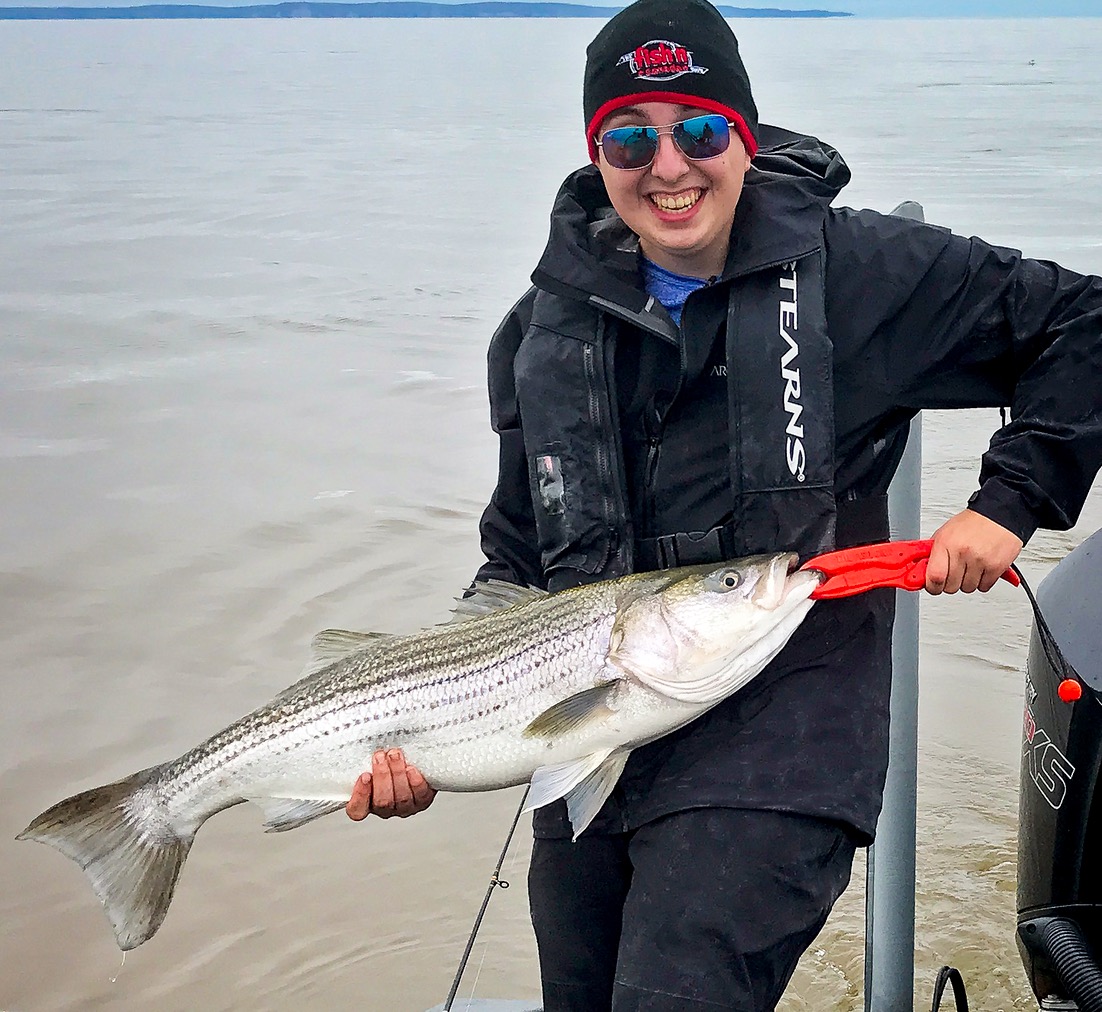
[596,114,734,171]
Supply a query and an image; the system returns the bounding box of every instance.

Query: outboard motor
[1017,528,1102,1010]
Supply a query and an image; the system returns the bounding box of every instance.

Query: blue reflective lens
[598,114,733,170]
[673,115,731,160]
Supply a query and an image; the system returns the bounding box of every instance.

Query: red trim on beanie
[586,91,758,163]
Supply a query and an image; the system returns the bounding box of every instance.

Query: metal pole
[864,199,925,1012]
[865,413,921,1010]
[862,249,924,1012]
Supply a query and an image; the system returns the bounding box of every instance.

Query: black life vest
[512,247,885,592]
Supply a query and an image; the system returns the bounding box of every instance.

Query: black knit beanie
[583,0,759,163]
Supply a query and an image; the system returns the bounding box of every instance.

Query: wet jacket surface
[474,124,1102,841]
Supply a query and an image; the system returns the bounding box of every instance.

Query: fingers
[924,542,951,595]
[927,542,990,595]
[928,546,981,595]
[976,564,1005,594]
[407,764,437,813]
[346,749,437,822]
[371,749,415,818]
[346,771,373,821]
[926,509,1023,596]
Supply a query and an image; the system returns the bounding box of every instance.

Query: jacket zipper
[638,277,706,541]
[585,247,820,562]
[583,340,627,574]
[643,434,661,539]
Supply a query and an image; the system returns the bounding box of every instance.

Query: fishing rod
[443,785,531,1012]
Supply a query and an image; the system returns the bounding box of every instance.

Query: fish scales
[283,591,618,739]
[152,588,621,826]
[18,554,821,951]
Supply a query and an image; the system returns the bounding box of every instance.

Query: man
[349,0,1102,1007]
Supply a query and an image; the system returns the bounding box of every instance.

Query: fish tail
[17,765,194,950]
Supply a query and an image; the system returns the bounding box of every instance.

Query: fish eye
[703,568,744,594]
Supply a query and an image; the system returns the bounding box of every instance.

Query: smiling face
[595,101,752,280]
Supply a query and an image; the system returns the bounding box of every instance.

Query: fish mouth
[750,553,799,607]
[754,553,820,608]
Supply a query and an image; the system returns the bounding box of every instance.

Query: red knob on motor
[1058,679,1083,703]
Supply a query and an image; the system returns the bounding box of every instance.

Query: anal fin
[250,797,347,833]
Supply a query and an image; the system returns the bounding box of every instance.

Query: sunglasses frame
[596,113,735,171]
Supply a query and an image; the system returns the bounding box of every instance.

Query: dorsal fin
[306,629,393,675]
[268,628,395,704]
[449,580,546,623]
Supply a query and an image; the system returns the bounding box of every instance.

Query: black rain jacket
[474,124,1102,841]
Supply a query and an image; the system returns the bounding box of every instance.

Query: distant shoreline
[0,1,853,19]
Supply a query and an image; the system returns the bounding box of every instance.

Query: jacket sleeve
[472,288,546,590]
[826,207,1102,543]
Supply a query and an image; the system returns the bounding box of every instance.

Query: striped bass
[18,552,820,951]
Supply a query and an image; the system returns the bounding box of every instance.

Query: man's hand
[346,748,437,821]
[925,509,1024,595]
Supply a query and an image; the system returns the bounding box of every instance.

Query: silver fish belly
[18,553,820,951]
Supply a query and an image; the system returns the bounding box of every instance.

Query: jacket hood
[730,123,851,273]
[531,123,850,314]
[750,123,850,204]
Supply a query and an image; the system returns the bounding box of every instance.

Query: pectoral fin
[250,797,347,833]
[523,683,618,738]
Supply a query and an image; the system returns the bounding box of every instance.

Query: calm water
[1,16,1101,1011]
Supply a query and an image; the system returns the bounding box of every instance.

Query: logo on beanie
[616,40,708,82]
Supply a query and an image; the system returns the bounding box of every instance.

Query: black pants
[528,808,858,1011]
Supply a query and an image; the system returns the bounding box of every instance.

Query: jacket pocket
[529,444,611,583]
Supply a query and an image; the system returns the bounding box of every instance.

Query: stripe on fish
[18,553,820,951]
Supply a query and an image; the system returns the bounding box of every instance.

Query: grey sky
[832,0,1098,12]
[3,0,1099,15]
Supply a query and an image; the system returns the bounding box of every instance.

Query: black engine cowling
[1017,528,1102,1007]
